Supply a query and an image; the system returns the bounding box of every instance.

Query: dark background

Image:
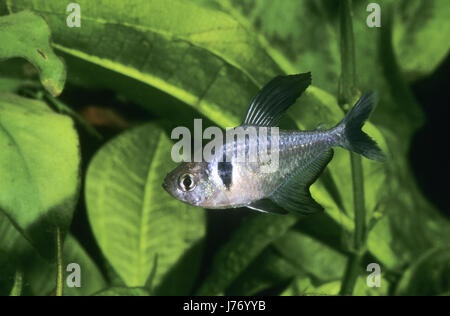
[410,54,450,218]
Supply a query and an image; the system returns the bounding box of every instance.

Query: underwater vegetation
[0,0,449,296]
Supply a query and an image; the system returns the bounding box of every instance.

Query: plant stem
[337,0,367,296]
[338,0,358,110]
[56,227,64,297]
[351,153,366,250]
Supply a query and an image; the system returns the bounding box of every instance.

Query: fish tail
[335,92,385,161]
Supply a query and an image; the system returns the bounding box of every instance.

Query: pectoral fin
[242,73,311,127]
[270,149,334,215]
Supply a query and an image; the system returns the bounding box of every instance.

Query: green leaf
[0,93,80,258]
[85,123,206,289]
[392,0,450,79]
[26,235,107,296]
[1,211,105,296]
[7,0,283,127]
[0,77,40,93]
[227,246,303,296]
[395,247,450,296]
[0,210,31,256]
[197,214,298,295]
[273,230,346,283]
[199,0,341,95]
[94,287,150,296]
[212,0,450,90]
[153,239,205,295]
[0,11,66,96]
[281,276,388,296]
[281,278,341,296]
[8,270,23,296]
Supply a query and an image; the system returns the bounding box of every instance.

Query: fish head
[163,161,219,207]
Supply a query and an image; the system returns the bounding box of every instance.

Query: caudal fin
[338,92,385,161]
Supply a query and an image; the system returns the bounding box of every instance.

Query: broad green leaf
[7,0,283,127]
[0,78,39,93]
[392,0,450,79]
[0,211,105,296]
[0,11,66,96]
[366,216,399,269]
[273,230,347,283]
[199,0,341,94]
[0,93,80,258]
[395,248,450,296]
[0,209,32,256]
[227,246,304,296]
[85,123,206,288]
[153,239,205,295]
[25,235,107,296]
[281,276,387,296]
[94,287,150,296]
[197,214,298,296]
[211,0,450,91]
[0,211,34,296]
[282,278,341,296]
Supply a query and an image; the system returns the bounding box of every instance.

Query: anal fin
[246,199,289,214]
[270,149,334,215]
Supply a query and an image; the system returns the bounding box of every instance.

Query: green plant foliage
[25,235,107,296]
[392,0,450,79]
[395,248,450,296]
[8,271,23,296]
[0,11,66,96]
[273,231,347,283]
[85,123,206,289]
[0,212,104,296]
[0,93,80,258]
[226,246,304,296]
[7,0,281,127]
[94,287,150,296]
[281,275,388,296]
[197,214,298,295]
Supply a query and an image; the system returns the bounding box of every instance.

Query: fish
[162,73,385,215]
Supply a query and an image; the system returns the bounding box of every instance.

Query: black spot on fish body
[218,161,233,190]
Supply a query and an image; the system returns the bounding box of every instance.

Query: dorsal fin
[270,149,334,214]
[242,73,311,127]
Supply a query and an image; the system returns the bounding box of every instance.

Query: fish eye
[178,173,196,192]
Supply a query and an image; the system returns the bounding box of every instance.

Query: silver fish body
[204,128,339,207]
[163,73,384,214]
